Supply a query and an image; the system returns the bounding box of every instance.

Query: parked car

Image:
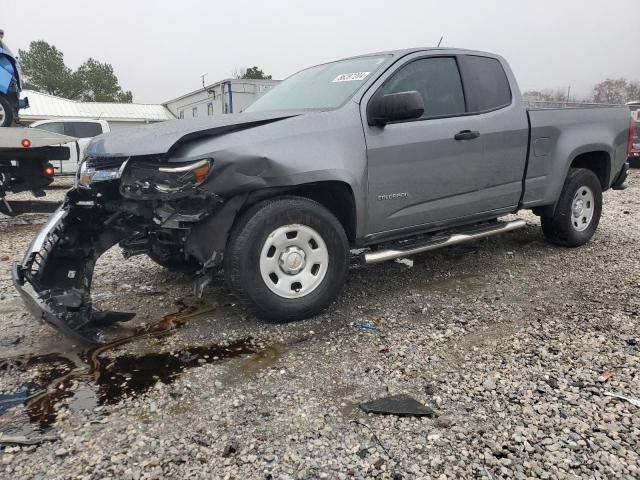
[0,30,28,127]
[627,102,640,167]
[13,47,632,343]
[29,119,109,175]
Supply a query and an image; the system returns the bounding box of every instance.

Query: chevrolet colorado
[13,48,633,342]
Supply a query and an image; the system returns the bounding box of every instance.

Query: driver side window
[383,57,466,119]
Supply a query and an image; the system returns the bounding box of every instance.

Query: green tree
[18,40,133,102]
[75,58,133,102]
[18,40,73,97]
[234,66,272,80]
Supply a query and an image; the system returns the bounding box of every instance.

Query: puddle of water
[238,344,284,377]
[0,303,263,433]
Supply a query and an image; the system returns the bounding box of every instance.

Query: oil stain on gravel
[0,303,260,433]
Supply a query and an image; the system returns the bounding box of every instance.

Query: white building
[163,78,280,119]
[18,90,175,130]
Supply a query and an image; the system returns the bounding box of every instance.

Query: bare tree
[625,81,640,102]
[522,89,570,103]
[593,78,632,104]
[232,67,246,80]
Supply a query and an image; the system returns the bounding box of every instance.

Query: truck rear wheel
[0,96,14,127]
[224,197,349,322]
[541,168,602,247]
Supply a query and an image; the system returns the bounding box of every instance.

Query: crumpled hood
[86,110,300,158]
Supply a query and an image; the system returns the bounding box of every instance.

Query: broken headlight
[120,158,213,199]
[77,157,129,187]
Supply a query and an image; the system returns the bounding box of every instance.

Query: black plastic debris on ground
[359,394,436,417]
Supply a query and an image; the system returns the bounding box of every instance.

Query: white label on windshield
[332,72,371,83]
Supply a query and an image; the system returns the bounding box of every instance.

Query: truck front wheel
[0,96,14,127]
[224,197,349,322]
[541,168,602,247]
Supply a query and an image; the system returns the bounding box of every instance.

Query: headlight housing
[77,157,129,188]
[120,158,213,199]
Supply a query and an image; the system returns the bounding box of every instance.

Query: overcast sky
[2,0,638,104]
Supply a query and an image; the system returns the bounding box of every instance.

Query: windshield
[245,55,389,112]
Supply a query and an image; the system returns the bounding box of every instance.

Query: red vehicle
[628,102,640,166]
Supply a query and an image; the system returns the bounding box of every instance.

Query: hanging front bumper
[12,202,134,344]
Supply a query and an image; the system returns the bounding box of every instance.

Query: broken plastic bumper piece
[12,203,134,344]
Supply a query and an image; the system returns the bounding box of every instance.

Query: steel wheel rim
[571,185,595,232]
[0,102,5,125]
[259,224,329,299]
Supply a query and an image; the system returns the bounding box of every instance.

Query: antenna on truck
[437,36,443,47]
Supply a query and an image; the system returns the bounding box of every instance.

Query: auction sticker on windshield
[332,72,371,82]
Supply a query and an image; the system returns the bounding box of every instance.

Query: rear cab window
[64,122,103,138]
[458,55,512,113]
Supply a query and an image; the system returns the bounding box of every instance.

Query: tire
[0,96,14,128]
[147,245,201,274]
[541,168,602,247]
[224,196,349,322]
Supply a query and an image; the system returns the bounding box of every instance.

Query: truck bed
[521,105,630,208]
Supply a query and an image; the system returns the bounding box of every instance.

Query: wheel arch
[533,150,611,217]
[242,181,358,245]
[184,181,358,267]
[568,150,611,192]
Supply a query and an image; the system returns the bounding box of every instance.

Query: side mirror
[367,91,424,126]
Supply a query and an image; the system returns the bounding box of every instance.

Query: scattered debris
[0,336,22,348]
[222,443,238,457]
[394,258,414,268]
[0,391,29,415]
[0,433,58,445]
[350,320,378,331]
[544,376,560,389]
[598,371,614,383]
[356,447,370,459]
[360,394,436,417]
[604,391,640,407]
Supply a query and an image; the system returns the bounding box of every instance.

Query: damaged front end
[12,154,228,343]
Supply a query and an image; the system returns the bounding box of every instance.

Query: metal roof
[19,90,175,123]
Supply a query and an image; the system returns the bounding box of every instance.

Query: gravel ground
[0,172,638,479]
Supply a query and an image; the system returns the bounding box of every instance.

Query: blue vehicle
[0,30,28,127]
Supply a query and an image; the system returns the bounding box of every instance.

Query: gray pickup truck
[13,48,633,342]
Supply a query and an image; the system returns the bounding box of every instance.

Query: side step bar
[364,219,526,264]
